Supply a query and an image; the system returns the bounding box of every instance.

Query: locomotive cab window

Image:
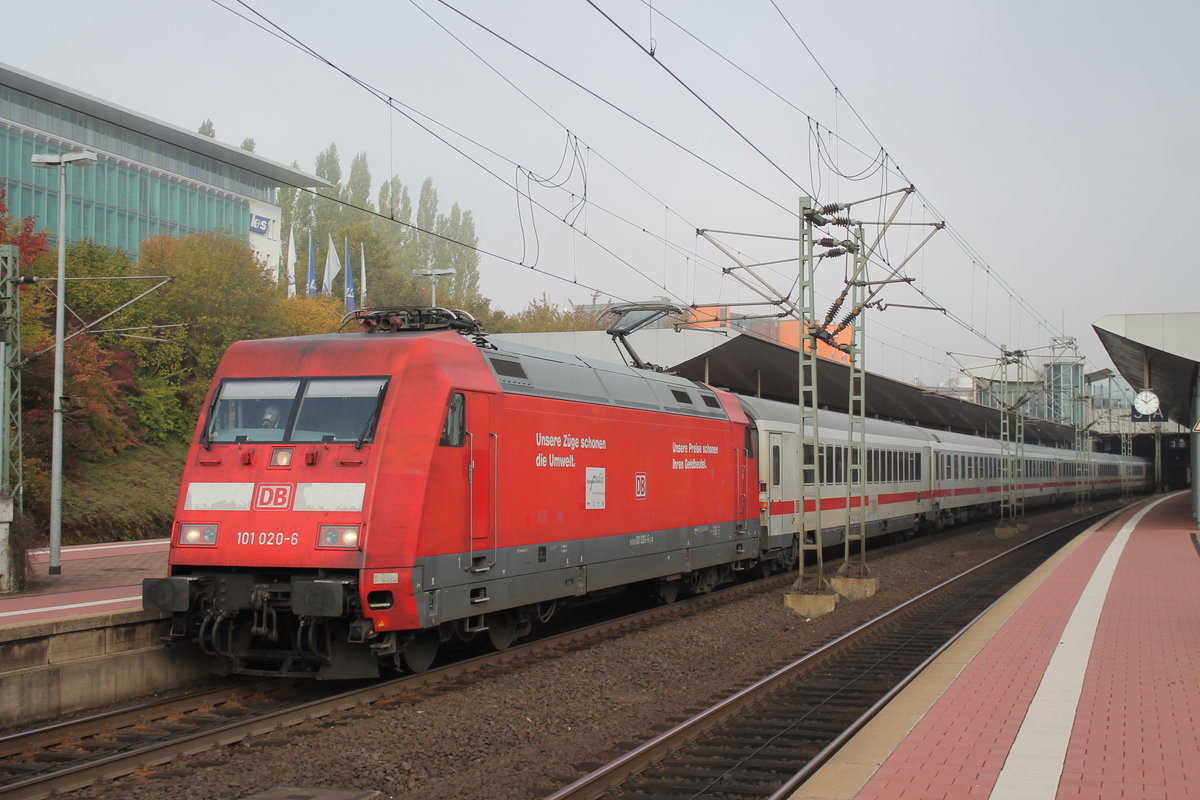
[205,377,388,445]
[440,393,466,447]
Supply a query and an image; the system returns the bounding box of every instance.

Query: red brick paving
[855,495,1198,800]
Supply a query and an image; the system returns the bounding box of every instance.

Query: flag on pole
[306,231,316,299]
[344,238,357,312]
[268,236,281,285]
[285,228,297,299]
[322,233,341,294]
[359,242,367,308]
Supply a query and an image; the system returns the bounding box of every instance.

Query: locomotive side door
[464,392,495,572]
[766,432,795,545]
[439,391,495,573]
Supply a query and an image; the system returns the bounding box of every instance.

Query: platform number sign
[635,472,647,499]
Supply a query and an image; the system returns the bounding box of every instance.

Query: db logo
[634,473,647,499]
[254,484,293,509]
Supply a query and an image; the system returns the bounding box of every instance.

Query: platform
[0,539,166,626]
[793,491,1199,800]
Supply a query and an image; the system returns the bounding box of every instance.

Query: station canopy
[670,332,1075,446]
[1093,313,1200,430]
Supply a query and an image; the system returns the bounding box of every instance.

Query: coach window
[771,445,781,487]
[439,393,466,447]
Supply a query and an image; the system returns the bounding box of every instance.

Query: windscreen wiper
[199,386,223,450]
[355,383,388,450]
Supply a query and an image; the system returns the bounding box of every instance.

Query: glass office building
[0,62,324,269]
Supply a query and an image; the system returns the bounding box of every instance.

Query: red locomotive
[144,307,1150,678]
[144,308,758,678]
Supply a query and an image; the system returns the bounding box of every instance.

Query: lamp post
[412,268,455,307]
[31,150,97,576]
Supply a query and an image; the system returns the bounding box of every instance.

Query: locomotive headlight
[270,447,294,467]
[318,525,360,548]
[179,523,218,545]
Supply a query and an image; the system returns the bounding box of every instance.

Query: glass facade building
[0,63,324,266]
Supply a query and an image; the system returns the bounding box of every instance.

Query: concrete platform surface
[0,539,166,626]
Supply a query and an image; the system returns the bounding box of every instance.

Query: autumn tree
[0,187,51,265]
[17,241,143,518]
[500,295,607,333]
[131,231,281,423]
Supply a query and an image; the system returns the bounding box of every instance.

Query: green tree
[313,143,345,238]
[198,119,216,137]
[413,177,439,274]
[377,175,412,224]
[435,203,482,305]
[240,137,256,152]
[342,152,373,211]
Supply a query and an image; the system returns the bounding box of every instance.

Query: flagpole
[285,228,297,299]
[360,242,367,308]
[344,237,356,311]
[306,231,316,299]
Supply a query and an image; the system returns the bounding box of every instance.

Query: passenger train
[142,308,1151,678]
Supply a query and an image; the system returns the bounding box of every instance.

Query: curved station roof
[669,332,1075,447]
[1093,313,1200,430]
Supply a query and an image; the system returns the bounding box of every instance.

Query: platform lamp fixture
[412,268,455,307]
[31,150,98,575]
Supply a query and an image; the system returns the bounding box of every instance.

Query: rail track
[545,509,1120,800]
[0,571,788,800]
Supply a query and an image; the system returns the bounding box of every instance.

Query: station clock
[1132,390,1166,422]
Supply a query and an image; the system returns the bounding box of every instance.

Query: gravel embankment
[74,503,1123,800]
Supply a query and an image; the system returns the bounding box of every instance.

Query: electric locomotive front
[145,308,763,679]
[143,325,493,678]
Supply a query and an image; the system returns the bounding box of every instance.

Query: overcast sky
[5,0,1196,385]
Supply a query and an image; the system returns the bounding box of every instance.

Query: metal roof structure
[669,332,1075,447]
[1093,313,1200,430]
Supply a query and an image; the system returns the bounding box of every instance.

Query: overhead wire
[618,0,1011,363]
[222,0,913,340]
[583,0,809,196]
[224,0,1039,372]
[768,0,1067,350]
[212,0,710,307]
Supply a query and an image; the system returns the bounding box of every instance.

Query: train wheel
[656,578,681,604]
[486,611,518,651]
[400,630,439,673]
